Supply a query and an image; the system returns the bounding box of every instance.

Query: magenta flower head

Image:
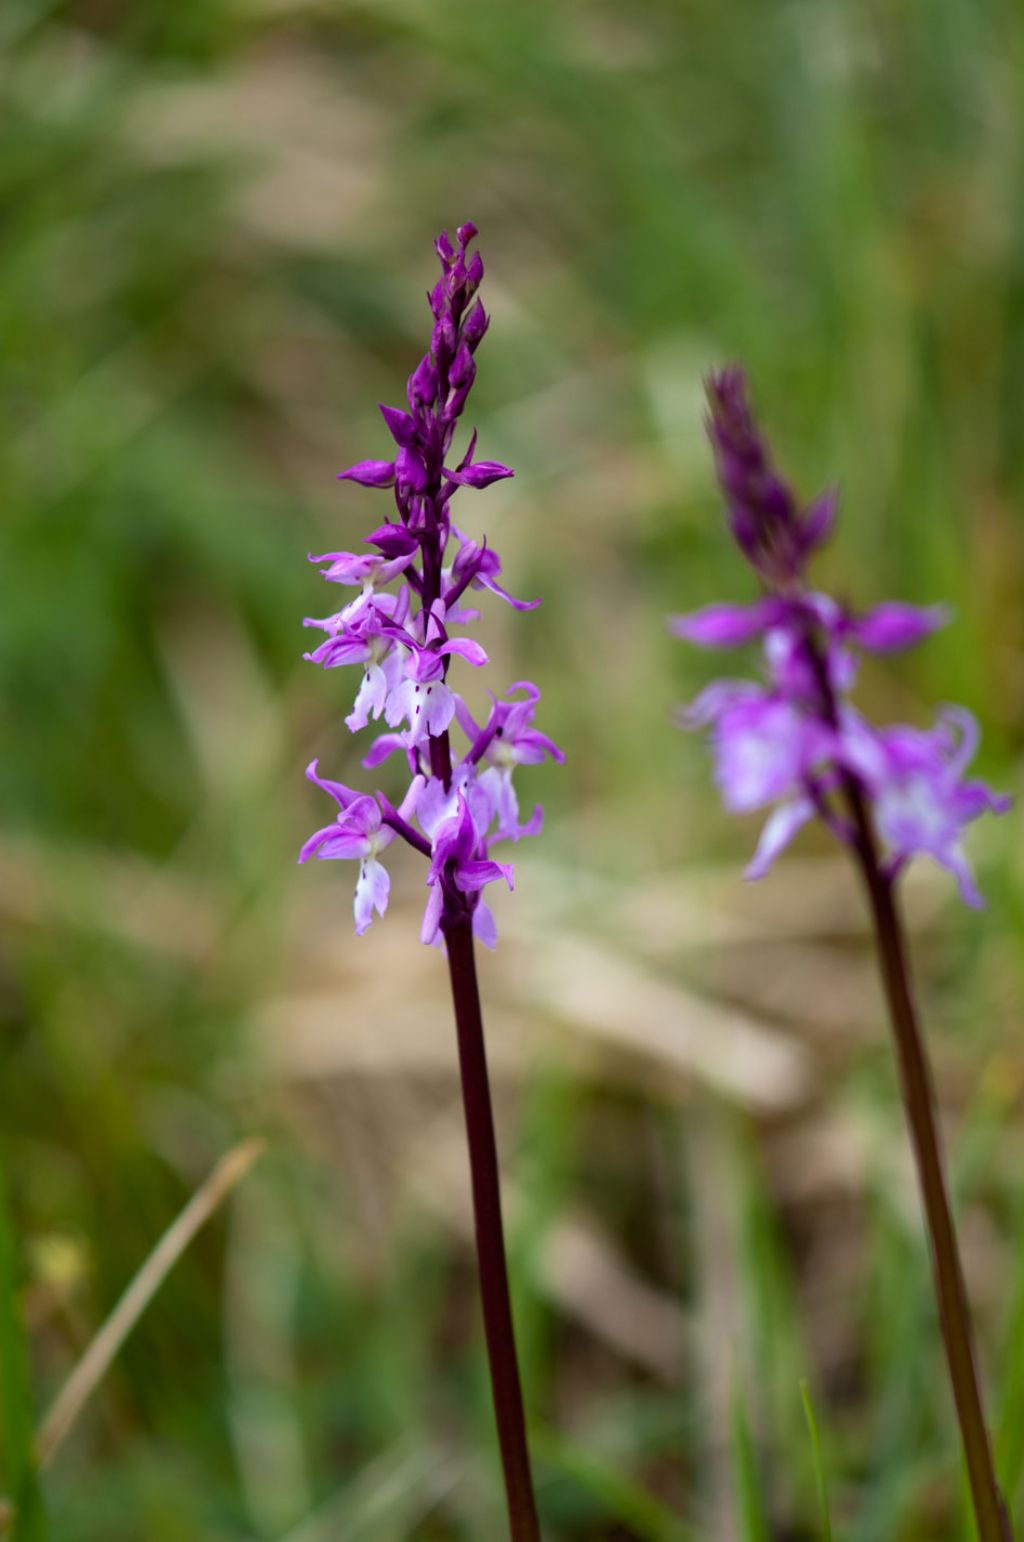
[300,224,563,945]
[673,368,1010,905]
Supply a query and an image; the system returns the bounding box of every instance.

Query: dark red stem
[444,918,541,1541]
[416,254,539,1536]
[806,631,1009,1538]
[842,782,1011,1541]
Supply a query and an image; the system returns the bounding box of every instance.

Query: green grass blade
[0,1166,46,1541]
[801,1379,833,1542]
[534,1427,697,1542]
[730,1388,770,1542]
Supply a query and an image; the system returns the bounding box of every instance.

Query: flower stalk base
[445,918,541,1542]
[848,790,1011,1542]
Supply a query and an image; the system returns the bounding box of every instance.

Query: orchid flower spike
[300,224,561,943]
[672,368,1009,906]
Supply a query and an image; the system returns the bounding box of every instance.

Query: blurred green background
[2,0,1024,1537]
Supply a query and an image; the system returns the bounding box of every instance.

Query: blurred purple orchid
[675,367,1015,1541]
[847,707,1011,906]
[673,369,1009,905]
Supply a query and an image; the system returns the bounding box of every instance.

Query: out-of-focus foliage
[1,0,1023,1537]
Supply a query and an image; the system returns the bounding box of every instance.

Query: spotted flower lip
[346,650,406,735]
[385,676,458,742]
[674,368,1009,905]
[300,224,560,942]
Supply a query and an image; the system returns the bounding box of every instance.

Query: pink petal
[849,603,950,653]
[745,798,815,880]
[362,732,410,769]
[478,573,540,610]
[670,599,786,648]
[472,899,499,949]
[341,795,383,838]
[679,679,760,730]
[299,825,368,863]
[455,859,514,894]
[517,804,544,839]
[420,883,444,946]
[440,637,489,667]
[305,758,360,809]
[940,848,985,910]
[298,822,343,864]
[423,682,456,737]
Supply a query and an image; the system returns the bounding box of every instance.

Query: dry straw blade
[36,1138,264,1470]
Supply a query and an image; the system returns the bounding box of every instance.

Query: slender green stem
[445,918,541,1541]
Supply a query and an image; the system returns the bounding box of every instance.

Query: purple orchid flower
[445,531,540,613]
[456,683,565,840]
[377,602,488,745]
[302,223,549,1535]
[309,546,417,590]
[300,223,560,946]
[307,547,417,630]
[303,590,411,733]
[297,760,423,935]
[419,790,514,949]
[848,706,1012,905]
[672,371,1009,907]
